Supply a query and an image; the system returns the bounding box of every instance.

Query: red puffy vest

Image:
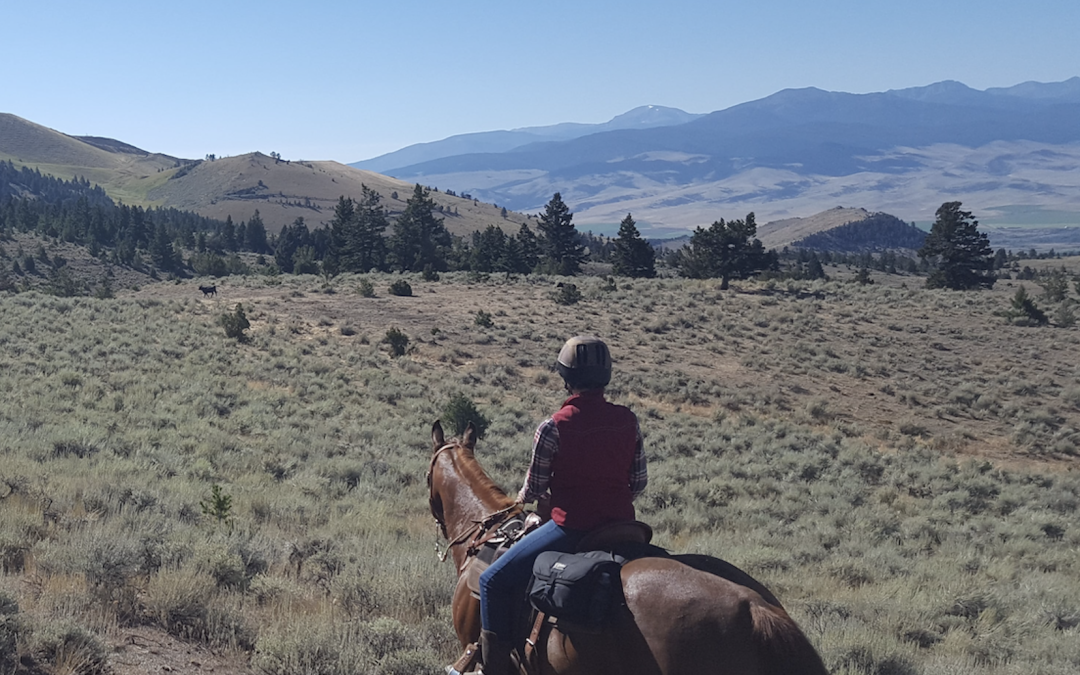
[548,390,639,530]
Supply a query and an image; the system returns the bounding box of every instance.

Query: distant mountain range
[5,79,1080,252]
[351,105,704,174]
[353,79,1080,244]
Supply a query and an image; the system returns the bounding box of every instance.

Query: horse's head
[427,419,512,546]
[428,420,476,537]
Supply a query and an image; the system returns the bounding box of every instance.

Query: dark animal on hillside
[428,420,829,675]
[199,285,217,297]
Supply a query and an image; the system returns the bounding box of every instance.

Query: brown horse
[428,421,829,675]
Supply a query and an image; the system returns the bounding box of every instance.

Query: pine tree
[245,210,269,254]
[471,225,508,272]
[516,223,540,273]
[390,185,451,272]
[221,215,238,253]
[611,213,656,278]
[149,223,180,272]
[348,185,389,272]
[674,213,774,289]
[536,193,586,276]
[275,217,310,273]
[919,202,996,290]
[325,196,354,276]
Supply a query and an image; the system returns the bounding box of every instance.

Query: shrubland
[0,271,1078,675]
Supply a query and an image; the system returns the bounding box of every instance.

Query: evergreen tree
[245,210,269,254]
[674,213,775,289]
[325,196,354,276]
[221,215,238,253]
[806,252,826,280]
[611,213,656,278]
[348,185,389,272]
[993,248,1009,270]
[293,246,319,274]
[389,185,451,272]
[236,221,248,252]
[471,225,508,272]
[536,193,586,275]
[516,223,540,273]
[149,223,180,272]
[275,217,310,273]
[918,202,995,290]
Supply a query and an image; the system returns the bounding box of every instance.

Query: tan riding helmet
[556,336,612,390]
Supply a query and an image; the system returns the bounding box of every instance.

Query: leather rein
[427,441,523,565]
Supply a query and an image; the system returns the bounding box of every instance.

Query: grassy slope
[0,271,1077,674]
[144,153,534,236]
[0,114,538,237]
[756,207,874,249]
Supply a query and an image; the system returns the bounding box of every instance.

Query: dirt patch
[107,627,246,675]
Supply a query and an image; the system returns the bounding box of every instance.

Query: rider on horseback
[453,336,648,675]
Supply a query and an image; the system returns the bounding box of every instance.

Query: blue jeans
[479,519,584,633]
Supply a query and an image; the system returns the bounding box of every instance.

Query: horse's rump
[539,557,827,675]
[670,553,783,609]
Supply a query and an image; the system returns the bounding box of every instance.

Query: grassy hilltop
[0,272,1078,675]
[0,113,536,238]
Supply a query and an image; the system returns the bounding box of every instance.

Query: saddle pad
[465,557,490,599]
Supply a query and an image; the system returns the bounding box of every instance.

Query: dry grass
[0,272,1078,674]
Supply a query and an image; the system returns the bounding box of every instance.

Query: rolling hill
[0,114,533,236]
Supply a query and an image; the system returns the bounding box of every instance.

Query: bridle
[427,441,522,565]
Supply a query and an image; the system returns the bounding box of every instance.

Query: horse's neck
[441,451,514,549]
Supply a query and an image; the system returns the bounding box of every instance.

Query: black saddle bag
[528,550,625,631]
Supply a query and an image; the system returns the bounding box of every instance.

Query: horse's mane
[449,442,514,509]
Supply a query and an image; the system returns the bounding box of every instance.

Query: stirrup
[446,641,481,675]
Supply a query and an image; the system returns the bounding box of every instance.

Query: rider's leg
[471,520,582,674]
[480,519,584,631]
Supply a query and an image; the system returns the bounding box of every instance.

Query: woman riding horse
[459,336,647,675]
[430,336,829,675]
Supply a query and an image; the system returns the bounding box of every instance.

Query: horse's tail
[749,604,829,675]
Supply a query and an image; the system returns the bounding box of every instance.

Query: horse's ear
[462,421,477,450]
[432,420,445,450]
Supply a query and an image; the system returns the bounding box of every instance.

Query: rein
[428,441,522,565]
[436,503,519,564]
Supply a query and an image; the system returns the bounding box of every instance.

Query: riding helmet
[556,336,612,390]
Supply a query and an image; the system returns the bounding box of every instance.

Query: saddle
[456,519,663,675]
[463,519,657,600]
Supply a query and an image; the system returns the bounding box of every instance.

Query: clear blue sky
[4,0,1077,163]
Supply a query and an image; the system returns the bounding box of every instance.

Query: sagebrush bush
[28,622,109,675]
[553,283,582,305]
[219,303,251,340]
[385,327,409,356]
[441,392,490,438]
[388,280,412,297]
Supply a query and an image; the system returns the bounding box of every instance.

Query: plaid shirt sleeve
[629,418,648,500]
[518,418,559,503]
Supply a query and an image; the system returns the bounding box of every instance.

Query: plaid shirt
[517,417,648,504]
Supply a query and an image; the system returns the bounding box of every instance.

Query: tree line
[0,159,1020,293]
